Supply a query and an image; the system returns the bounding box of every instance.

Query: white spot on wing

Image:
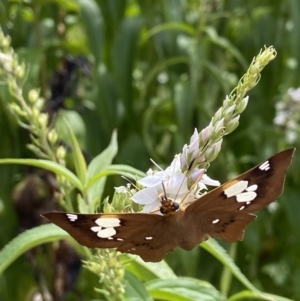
[246,184,258,192]
[97,227,117,238]
[91,226,101,232]
[239,205,245,211]
[95,218,121,228]
[236,191,257,202]
[145,237,153,240]
[66,213,78,222]
[212,219,220,224]
[259,161,270,171]
[117,238,123,241]
[224,181,248,197]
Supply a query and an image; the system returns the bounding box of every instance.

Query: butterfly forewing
[43,211,184,262]
[185,148,295,243]
[43,148,295,262]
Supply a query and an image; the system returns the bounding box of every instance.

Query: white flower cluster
[117,129,220,213]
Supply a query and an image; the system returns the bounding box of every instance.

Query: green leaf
[112,17,144,116]
[124,255,176,282]
[145,277,226,301]
[87,164,145,190]
[228,290,294,301]
[139,22,195,46]
[201,239,258,292]
[123,271,153,301]
[65,118,87,186]
[86,130,118,211]
[0,224,68,275]
[0,158,82,191]
[77,0,103,65]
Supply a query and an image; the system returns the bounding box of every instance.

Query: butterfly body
[43,148,295,262]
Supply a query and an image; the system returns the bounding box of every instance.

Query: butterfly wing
[43,212,183,262]
[183,148,295,245]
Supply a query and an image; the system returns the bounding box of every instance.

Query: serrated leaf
[0,158,82,191]
[0,224,68,275]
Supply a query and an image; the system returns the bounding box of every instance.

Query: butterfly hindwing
[184,148,294,243]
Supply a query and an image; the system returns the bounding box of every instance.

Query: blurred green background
[0,0,300,300]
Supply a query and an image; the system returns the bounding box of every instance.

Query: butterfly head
[159,195,180,215]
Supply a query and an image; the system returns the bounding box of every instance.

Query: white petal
[201,174,220,186]
[141,201,161,213]
[138,175,162,187]
[198,182,207,191]
[165,156,181,175]
[168,173,188,195]
[114,186,128,193]
[190,128,199,145]
[131,187,160,205]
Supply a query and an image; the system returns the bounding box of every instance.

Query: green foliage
[0,0,300,300]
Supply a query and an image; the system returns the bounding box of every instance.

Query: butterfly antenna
[173,176,188,203]
[161,181,168,201]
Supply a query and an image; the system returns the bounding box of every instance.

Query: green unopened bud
[56,145,66,160]
[223,95,231,107]
[9,103,26,116]
[226,115,240,134]
[32,107,40,118]
[212,108,223,125]
[206,139,222,162]
[38,113,48,127]
[213,118,225,138]
[47,128,58,144]
[28,89,39,103]
[259,46,277,64]
[235,96,249,114]
[2,36,11,47]
[15,64,25,79]
[250,61,261,75]
[224,105,236,121]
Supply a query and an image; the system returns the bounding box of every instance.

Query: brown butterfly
[43,149,294,262]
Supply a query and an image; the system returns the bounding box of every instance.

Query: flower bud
[28,89,39,103]
[38,113,48,127]
[224,104,236,119]
[188,168,205,187]
[47,128,58,144]
[2,36,11,47]
[205,139,222,162]
[235,96,249,114]
[226,115,240,134]
[56,145,66,160]
[199,123,213,143]
[212,118,225,138]
[15,64,25,79]
[212,108,223,125]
